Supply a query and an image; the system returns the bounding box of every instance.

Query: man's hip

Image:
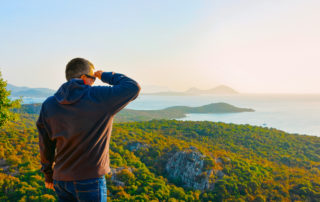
[53,175,107,202]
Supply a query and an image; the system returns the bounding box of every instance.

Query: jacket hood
[54,79,89,104]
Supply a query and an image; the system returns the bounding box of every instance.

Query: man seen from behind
[36,58,141,201]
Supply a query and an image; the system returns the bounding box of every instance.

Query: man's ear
[80,75,87,85]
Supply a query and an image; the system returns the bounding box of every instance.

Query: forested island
[1,112,320,201]
[13,102,254,122]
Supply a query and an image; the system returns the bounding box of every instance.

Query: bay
[10,94,320,137]
[128,94,320,137]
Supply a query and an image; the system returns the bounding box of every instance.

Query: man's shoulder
[40,96,57,110]
[43,95,56,104]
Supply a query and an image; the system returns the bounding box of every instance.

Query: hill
[6,83,55,98]
[0,113,319,201]
[184,85,238,94]
[144,85,238,96]
[12,102,254,122]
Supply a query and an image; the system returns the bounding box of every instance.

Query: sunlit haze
[0,0,319,93]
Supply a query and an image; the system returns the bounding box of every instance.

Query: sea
[11,94,320,137]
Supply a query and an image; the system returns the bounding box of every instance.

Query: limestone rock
[165,150,222,190]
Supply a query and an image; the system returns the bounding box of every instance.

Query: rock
[215,157,223,164]
[165,150,219,190]
[110,167,135,187]
[0,158,19,176]
[216,170,225,179]
[126,142,149,152]
[215,156,231,164]
[189,146,197,151]
[112,179,125,187]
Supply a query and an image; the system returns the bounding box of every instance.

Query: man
[36,58,141,201]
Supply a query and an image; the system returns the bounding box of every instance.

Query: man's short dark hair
[65,58,94,81]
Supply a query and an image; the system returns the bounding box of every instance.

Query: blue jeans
[53,175,107,202]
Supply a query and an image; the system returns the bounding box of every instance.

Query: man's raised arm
[92,71,141,115]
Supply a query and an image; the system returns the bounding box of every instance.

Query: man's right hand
[94,70,103,80]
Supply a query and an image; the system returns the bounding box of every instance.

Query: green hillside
[0,113,319,201]
[12,102,254,122]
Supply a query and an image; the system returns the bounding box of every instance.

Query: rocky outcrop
[110,167,135,187]
[126,142,149,152]
[0,159,19,176]
[165,149,224,191]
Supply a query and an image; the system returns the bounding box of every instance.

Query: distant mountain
[144,85,238,96]
[140,84,173,94]
[6,83,56,98]
[185,85,238,94]
[13,102,254,122]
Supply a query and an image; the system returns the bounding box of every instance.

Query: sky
[0,0,319,94]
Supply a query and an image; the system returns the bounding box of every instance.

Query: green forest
[1,112,320,201]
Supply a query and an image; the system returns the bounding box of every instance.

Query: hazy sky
[0,0,319,93]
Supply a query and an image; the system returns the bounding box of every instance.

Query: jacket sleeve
[36,104,56,183]
[91,72,141,115]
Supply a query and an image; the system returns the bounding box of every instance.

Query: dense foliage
[1,112,320,201]
[0,71,21,128]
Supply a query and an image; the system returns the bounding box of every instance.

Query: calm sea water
[12,94,320,137]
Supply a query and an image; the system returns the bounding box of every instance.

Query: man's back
[37,71,141,183]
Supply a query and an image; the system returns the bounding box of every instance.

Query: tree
[0,70,22,128]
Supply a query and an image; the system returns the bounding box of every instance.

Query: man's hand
[94,70,103,80]
[45,181,55,191]
[94,70,115,80]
